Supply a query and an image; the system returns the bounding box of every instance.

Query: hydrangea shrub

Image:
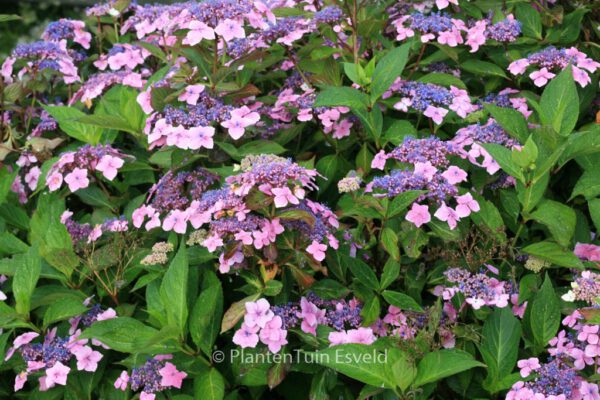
[0,0,599,399]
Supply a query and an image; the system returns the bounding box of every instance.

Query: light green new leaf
[530,274,561,350]
[194,368,225,400]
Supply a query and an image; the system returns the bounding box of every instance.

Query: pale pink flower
[572,65,591,87]
[508,59,530,75]
[529,68,555,87]
[14,371,27,391]
[244,298,274,329]
[517,357,540,377]
[73,346,102,372]
[272,187,299,208]
[441,166,467,184]
[346,327,376,345]
[214,18,245,42]
[297,297,326,335]
[405,203,431,228]
[393,97,412,112]
[307,240,327,262]
[328,331,349,346]
[24,167,41,191]
[435,0,458,9]
[159,362,187,389]
[140,393,156,400]
[114,371,129,390]
[455,193,480,217]
[574,243,600,261]
[424,105,448,125]
[434,202,460,229]
[96,155,124,181]
[64,168,90,192]
[187,126,215,150]
[202,234,224,252]
[87,225,102,243]
[221,106,260,140]
[259,315,288,353]
[178,84,205,105]
[232,323,260,348]
[184,21,215,45]
[162,210,188,234]
[414,162,437,181]
[371,150,388,170]
[45,362,70,386]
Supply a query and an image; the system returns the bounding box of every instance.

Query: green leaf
[522,241,583,269]
[309,344,396,388]
[540,66,579,136]
[12,247,41,316]
[483,103,528,143]
[342,253,379,291]
[413,349,485,387]
[0,14,21,23]
[380,259,400,290]
[382,290,423,312]
[530,200,576,246]
[570,170,600,201]
[314,86,369,110]
[515,3,542,39]
[461,60,507,79]
[480,144,525,182]
[43,105,103,144]
[190,274,223,357]
[589,199,600,232]
[77,114,137,135]
[160,243,189,337]
[310,279,350,299]
[0,166,17,205]
[43,297,87,328]
[530,274,561,350]
[195,368,225,400]
[370,43,411,102]
[381,228,400,261]
[480,308,521,393]
[417,73,466,89]
[79,317,160,353]
[386,190,426,219]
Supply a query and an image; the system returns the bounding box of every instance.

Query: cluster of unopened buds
[114,355,187,400]
[9,302,115,392]
[369,136,479,229]
[508,46,600,87]
[507,310,600,400]
[46,144,131,192]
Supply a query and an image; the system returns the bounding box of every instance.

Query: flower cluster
[562,270,600,305]
[391,12,521,52]
[383,79,477,124]
[369,137,479,229]
[441,267,511,310]
[115,355,187,400]
[61,210,128,245]
[508,46,600,87]
[451,119,521,174]
[46,144,131,192]
[507,310,600,400]
[41,19,91,49]
[133,155,338,269]
[7,301,115,393]
[3,41,81,85]
[141,241,175,265]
